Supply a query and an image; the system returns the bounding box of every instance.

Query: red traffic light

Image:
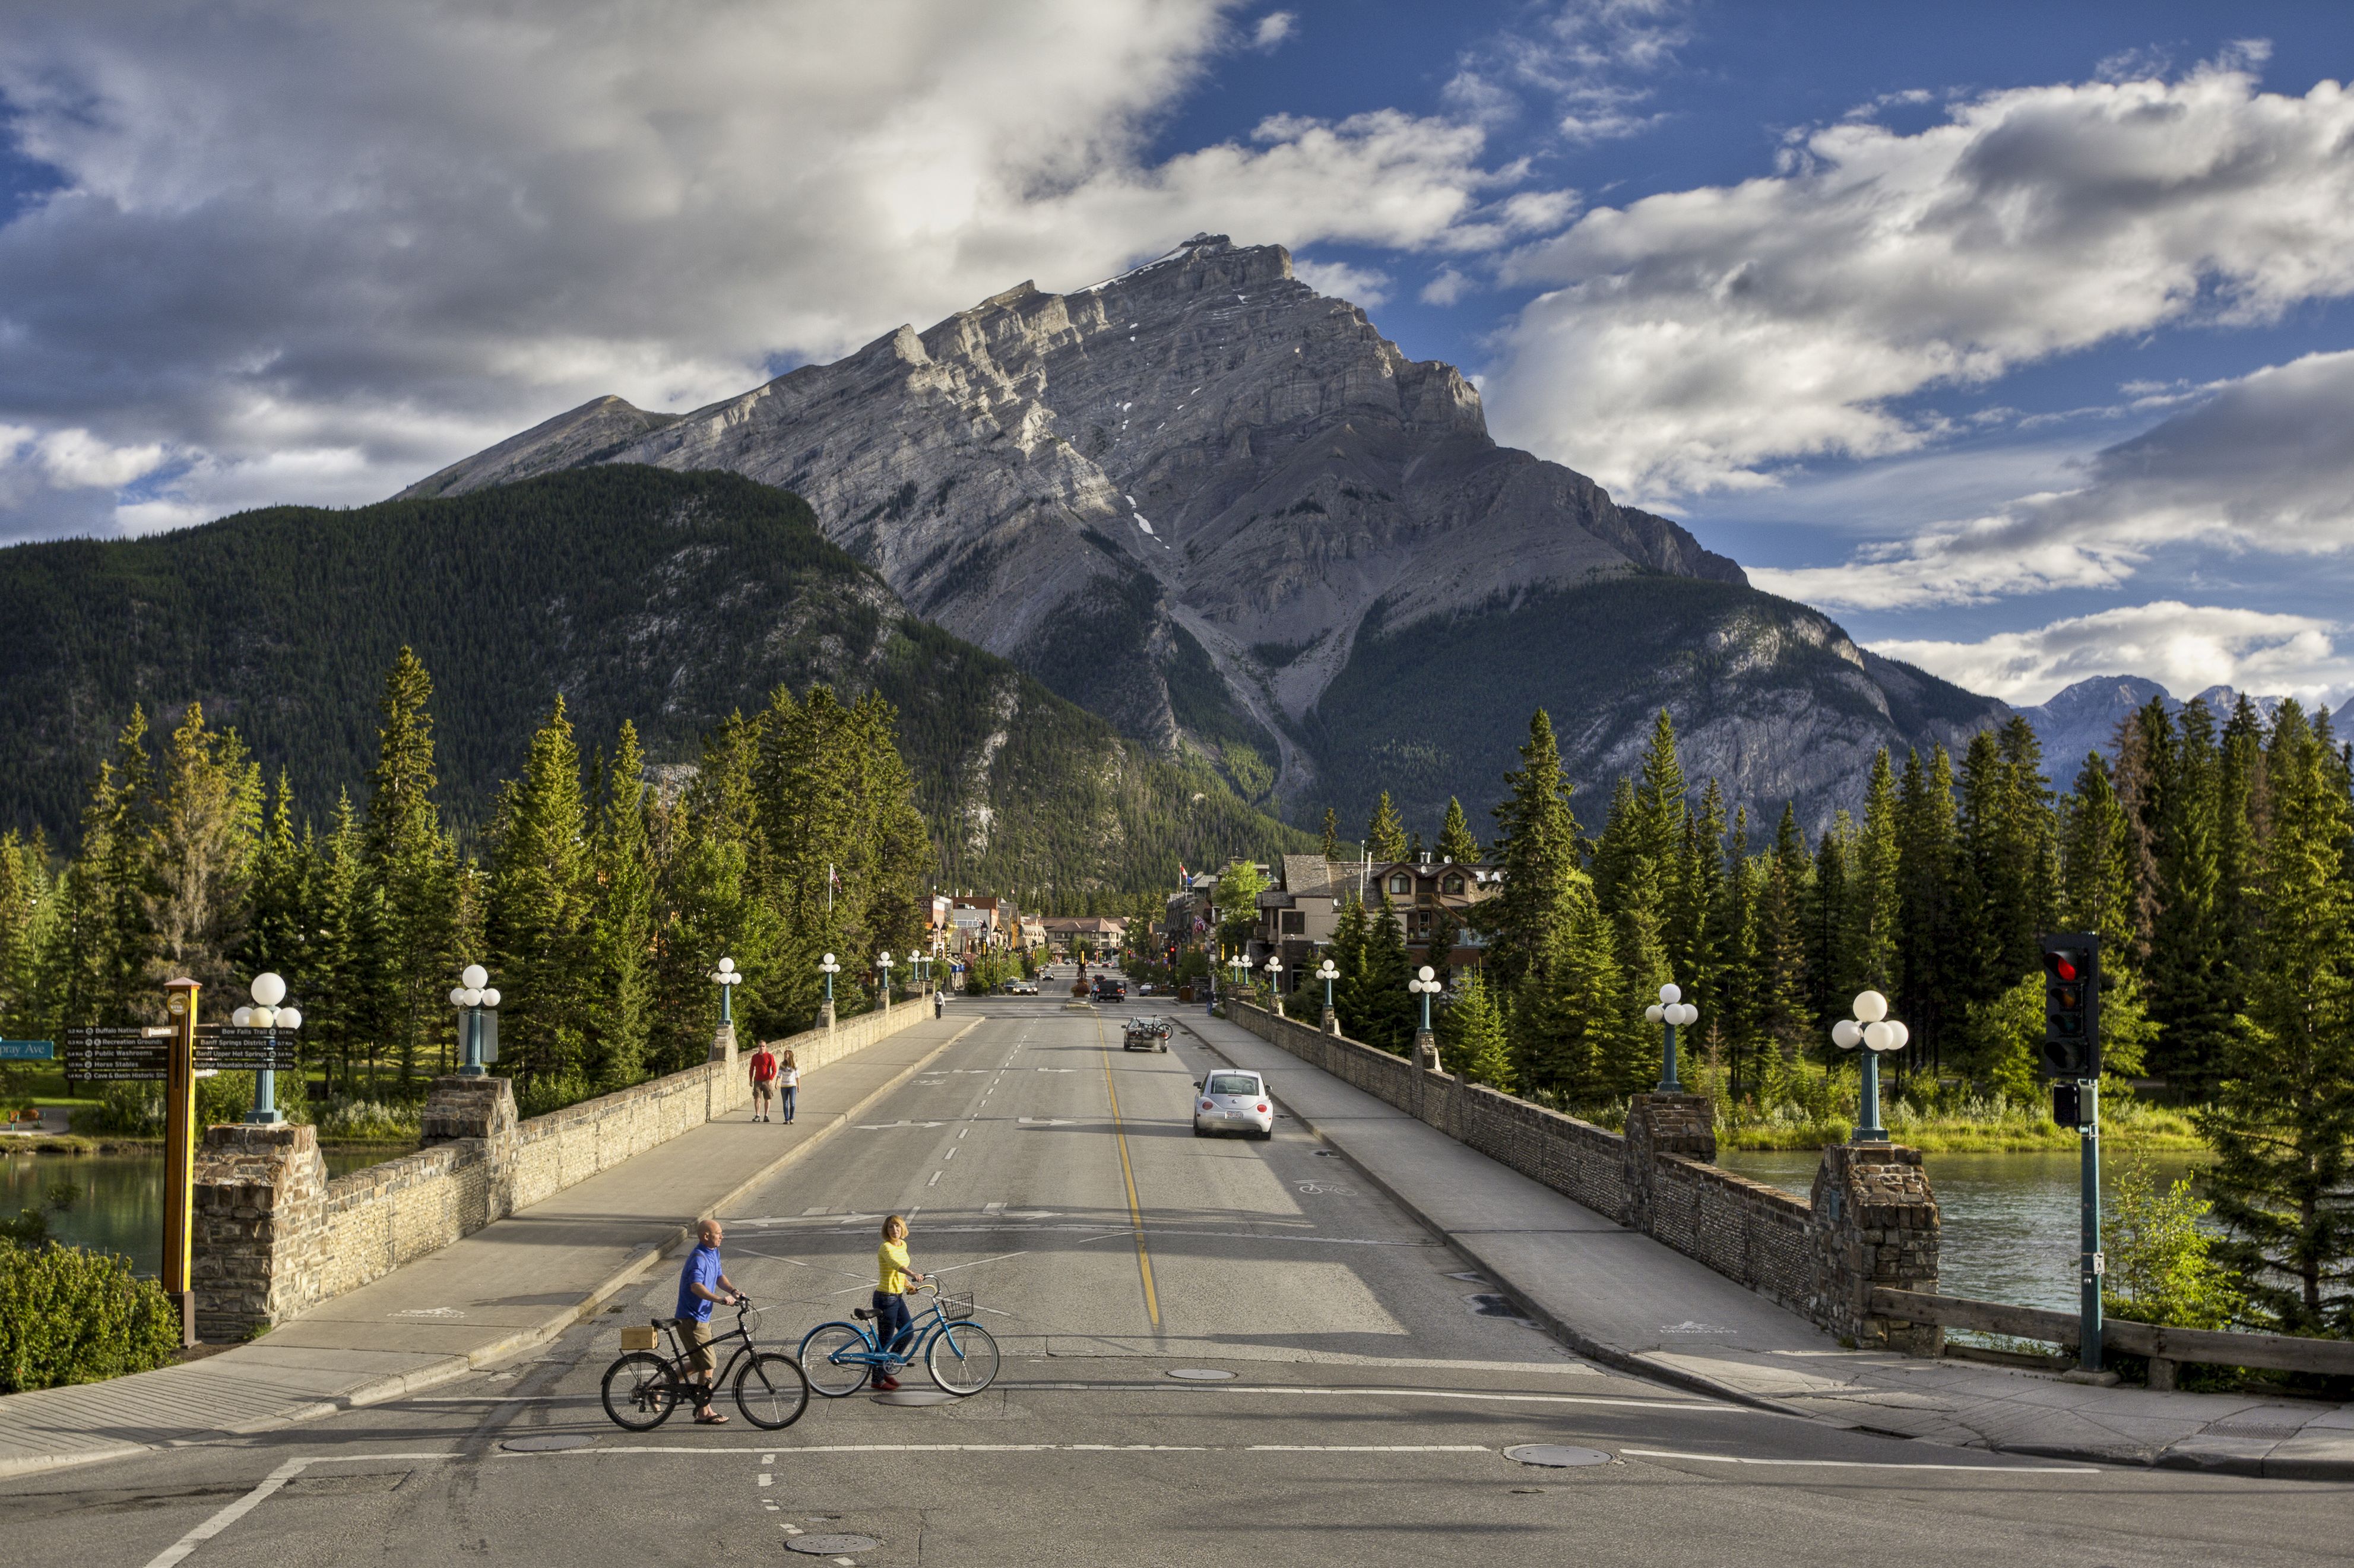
[2046,951,2079,982]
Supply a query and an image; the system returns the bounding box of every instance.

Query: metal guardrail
[1871,1287,2354,1378]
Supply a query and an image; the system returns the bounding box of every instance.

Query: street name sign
[0,1039,53,1060]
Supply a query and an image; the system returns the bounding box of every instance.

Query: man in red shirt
[748,1041,780,1122]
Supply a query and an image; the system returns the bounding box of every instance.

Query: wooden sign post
[162,977,199,1347]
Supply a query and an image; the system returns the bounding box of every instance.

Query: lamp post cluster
[1645,984,1699,1094]
[1263,955,1284,1016]
[711,956,743,1025]
[446,964,502,1078]
[1314,958,1340,1033]
[232,972,301,1124]
[877,951,895,1009]
[1831,989,1908,1142]
[819,952,841,1028]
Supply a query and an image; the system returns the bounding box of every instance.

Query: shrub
[315,1097,423,1139]
[2104,1155,2244,1332]
[0,1241,183,1391]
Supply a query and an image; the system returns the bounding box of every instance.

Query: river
[1717,1146,2200,1315]
[3,1145,417,1277]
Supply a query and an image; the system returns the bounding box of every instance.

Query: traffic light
[2039,933,2100,1079]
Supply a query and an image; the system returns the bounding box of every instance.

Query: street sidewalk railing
[1871,1287,2354,1388]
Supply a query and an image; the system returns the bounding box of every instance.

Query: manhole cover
[872,1389,958,1405]
[502,1434,596,1452]
[1167,1367,1236,1381]
[787,1536,881,1556]
[1505,1444,1612,1468]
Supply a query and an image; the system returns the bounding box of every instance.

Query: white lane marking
[958,1128,968,1139]
[930,1249,1028,1274]
[763,1455,774,1465]
[1001,1384,1729,1412]
[1620,1447,2100,1472]
[944,1147,956,1161]
[1250,1445,1488,1453]
[984,1202,1006,1214]
[927,1171,942,1187]
[758,1473,772,1487]
[140,1453,454,1568]
[518,1443,1493,1456]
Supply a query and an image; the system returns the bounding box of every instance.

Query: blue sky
[5,2,2354,705]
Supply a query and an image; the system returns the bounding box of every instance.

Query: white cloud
[1250,11,1296,50]
[1871,601,2354,709]
[1421,265,1472,306]
[1445,0,1687,139]
[30,428,169,490]
[1292,258,1393,309]
[1751,349,2354,608]
[1482,59,2354,502]
[0,1,1538,537]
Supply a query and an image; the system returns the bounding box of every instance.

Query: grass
[1718,1101,2207,1154]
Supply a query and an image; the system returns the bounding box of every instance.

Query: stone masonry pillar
[709,1021,738,1066]
[1322,1005,1339,1036]
[192,1123,328,1341]
[1621,1092,1716,1232]
[1807,1142,1941,1352]
[423,1074,521,1224]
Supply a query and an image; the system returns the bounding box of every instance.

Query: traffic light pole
[2079,1076,2102,1373]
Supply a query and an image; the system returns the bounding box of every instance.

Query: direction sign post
[161,978,199,1347]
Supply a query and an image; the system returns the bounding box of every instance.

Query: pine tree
[1717,807,1760,1100]
[362,650,457,1086]
[312,790,369,1096]
[1849,750,1902,1002]
[2214,694,2270,1018]
[1479,711,1586,988]
[486,697,595,1092]
[2195,700,2354,1335]
[1360,892,1416,1053]
[1436,797,1481,864]
[2058,751,2139,961]
[1320,807,1342,863]
[145,702,264,994]
[1439,971,1513,1089]
[2148,699,2234,1093]
[73,708,158,1026]
[1896,746,1959,1076]
[1366,791,1408,863]
[1329,895,1370,1035]
[1423,901,1459,991]
[1671,781,1728,1034]
[585,723,655,1089]
[1754,806,1811,1063]
[1808,810,1852,1031]
[0,832,56,1043]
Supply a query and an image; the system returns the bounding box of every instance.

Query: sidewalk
[1181,1010,2354,1481]
[0,1013,978,1481]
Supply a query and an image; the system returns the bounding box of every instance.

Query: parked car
[1121,1016,1171,1052]
[1135,983,1154,996]
[1192,1069,1272,1139]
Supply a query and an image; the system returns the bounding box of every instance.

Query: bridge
[3,975,2349,1567]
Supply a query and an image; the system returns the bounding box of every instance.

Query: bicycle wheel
[799,1322,876,1398]
[600,1352,680,1431]
[734,1351,811,1430]
[926,1322,1000,1395]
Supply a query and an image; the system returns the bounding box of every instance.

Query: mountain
[0,466,1310,891]
[401,234,2002,837]
[2014,676,2343,784]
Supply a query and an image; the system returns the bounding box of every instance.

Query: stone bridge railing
[188,1000,928,1341]
[1222,1001,1940,1351]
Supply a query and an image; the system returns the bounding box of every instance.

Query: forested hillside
[0,467,1309,892]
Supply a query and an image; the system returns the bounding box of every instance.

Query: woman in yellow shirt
[872,1214,926,1391]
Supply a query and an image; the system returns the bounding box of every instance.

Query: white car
[1193,1069,1273,1140]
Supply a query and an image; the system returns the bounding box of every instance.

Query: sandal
[695,1408,730,1424]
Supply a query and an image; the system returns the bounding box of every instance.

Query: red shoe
[875,1374,901,1392]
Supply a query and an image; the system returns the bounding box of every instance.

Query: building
[1040,915,1128,959]
[1250,853,1500,992]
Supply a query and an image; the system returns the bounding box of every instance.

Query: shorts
[683,1317,717,1376]
[752,1081,774,1100]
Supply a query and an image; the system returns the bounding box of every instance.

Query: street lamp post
[1643,984,1699,1094]
[709,956,744,1062]
[1408,965,1441,1068]
[1830,989,1909,1143]
[877,951,895,1011]
[445,964,502,1078]
[1314,958,1340,1034]
[1263,955,1285,1018]
[819,952,841,1029]
[231,973,302,1124]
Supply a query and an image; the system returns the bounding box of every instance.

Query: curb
[0,1017,983,1481]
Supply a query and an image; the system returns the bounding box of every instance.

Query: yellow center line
[1095,1016,1161,1331]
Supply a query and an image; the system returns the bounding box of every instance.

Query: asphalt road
[7,993,2350,1567]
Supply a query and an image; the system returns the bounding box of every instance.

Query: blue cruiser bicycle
[797,1281,1001,1397]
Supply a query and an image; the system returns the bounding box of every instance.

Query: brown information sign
[62,1025,172,1081]
[195,1025,299,1070]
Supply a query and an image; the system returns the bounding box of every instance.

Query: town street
[4,999,2348,1567]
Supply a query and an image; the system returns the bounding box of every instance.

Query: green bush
[315,1097,423,1139]
[2104,1155,2244,1332]
[72,1071,310,1136]
[0,1241,183,1392]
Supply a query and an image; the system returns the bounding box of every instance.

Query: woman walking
[872,1214,926,1392]
[778,1047,800,1125]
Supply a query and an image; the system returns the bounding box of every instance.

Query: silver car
[1192,1070,1272,1139]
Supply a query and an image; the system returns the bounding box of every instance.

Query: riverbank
[1719,1120,2208,1153]
[2,1135,420,1158]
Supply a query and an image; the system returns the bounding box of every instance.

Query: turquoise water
[2,1145,415,1277]
[1716,1147,2200,1314]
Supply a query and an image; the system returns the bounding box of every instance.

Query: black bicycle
[600,1297,810,1431]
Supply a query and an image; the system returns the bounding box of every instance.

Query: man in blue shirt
[674,1218,742,1423]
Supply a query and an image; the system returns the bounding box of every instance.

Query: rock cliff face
[404,238,1740,791]
[404,235,2000,832]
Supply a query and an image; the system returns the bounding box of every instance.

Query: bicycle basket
[941,1292,975,1322]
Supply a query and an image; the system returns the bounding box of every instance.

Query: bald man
[675,1218,743,1423]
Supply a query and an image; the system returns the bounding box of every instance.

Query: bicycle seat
[853,1307,876,1322]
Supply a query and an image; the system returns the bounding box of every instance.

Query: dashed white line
[1619,1447,2100,1473]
